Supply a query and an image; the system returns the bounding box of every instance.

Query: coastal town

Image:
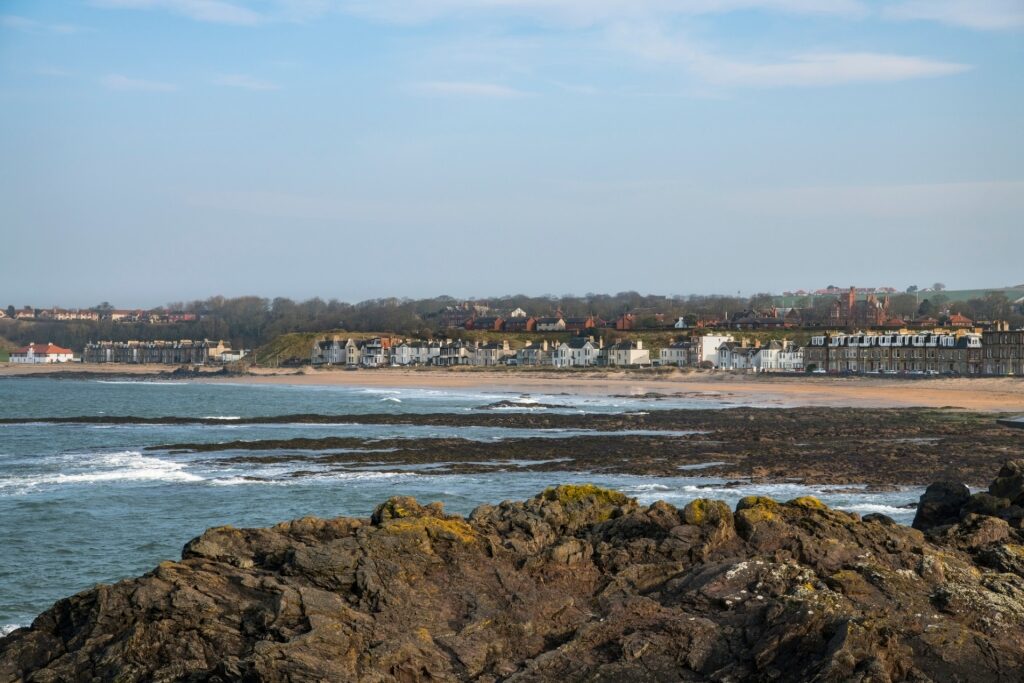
[4,291,1023,376]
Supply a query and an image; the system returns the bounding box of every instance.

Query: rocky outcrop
[4,474,1024,682]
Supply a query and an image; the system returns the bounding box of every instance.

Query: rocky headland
[4,462,1024,682]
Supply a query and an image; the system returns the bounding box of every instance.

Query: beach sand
[4,363,1024,412]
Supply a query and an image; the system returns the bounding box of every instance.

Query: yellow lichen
[539,484,630,507]
[683,498,731,526]
[787,496,828,510]
[735,506,777,526]
[736,496,780,512]
[383,517,477,544]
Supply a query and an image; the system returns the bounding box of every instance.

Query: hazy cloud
[1,14,86,34]
[884,0,1024,30]
[699,52,970,87]
[91,0,264,26]
[101,74,179,91]
[610,24,970,87]
[341,0,868,26]
[213,73,281,90]
[412,81,530,98]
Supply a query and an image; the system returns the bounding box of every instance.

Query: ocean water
[0,378,922,633]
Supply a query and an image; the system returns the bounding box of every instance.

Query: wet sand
[3,363,1024,412]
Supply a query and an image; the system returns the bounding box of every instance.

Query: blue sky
[1,0,1022,307]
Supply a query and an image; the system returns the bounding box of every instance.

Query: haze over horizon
[2,0,1022,307]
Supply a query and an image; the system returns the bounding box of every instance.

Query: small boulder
[961,492,1011,518]
[988,460,1024,505]
[912,481,970,531]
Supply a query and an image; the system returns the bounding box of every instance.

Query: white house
[391,341,431,366]
[553,338,599,368]
[359,338,388,367]
[312,338,346,365]
[659,341,692,367]
[471,340,514,366]
[10,342,74,364]
[718,342,756,371]
[435,340,472,366]
[694,334,735,367]
[673,317,689,329]
[752,340,803,373]
[605,340,651,367]
[516,340,551,366]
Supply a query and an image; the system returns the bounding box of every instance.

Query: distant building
[471,340,514,366]
[982,323,1024,376]
[391,341,434,366]
[803,331,983,374]
[10,342,74,364]
[535,317,566,332]
[435,340,472,366]
[563,317,599,334]
[692,334,735,367]
[828,287,890,328]
[37,308,100,322]
[503,316,536,333]
[605,340,650,367]
[516,340,551,366]
[660,340,693,366]
[752,340,802,373]
[553,338,600,368]
[465,316,504,331]
[717,342,757,371]
[312,338,347,365]
[83,339,230,365]
[948,313,974,328]
[615,314,635,331]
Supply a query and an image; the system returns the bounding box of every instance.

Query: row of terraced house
[81,340,245,364]
[312,324,1024,376]
[802,323,1024,375]
[312,337,653,368]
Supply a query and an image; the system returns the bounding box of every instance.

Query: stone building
[828,287,890,328]
[83,339,231,365]
[803,331,982,375]
[982,323,1024,376]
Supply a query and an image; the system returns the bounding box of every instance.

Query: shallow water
[0,378,921,632]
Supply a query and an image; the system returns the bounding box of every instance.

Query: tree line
[1,290,1020,353]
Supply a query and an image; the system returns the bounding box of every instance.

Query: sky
[1,0,1022,308]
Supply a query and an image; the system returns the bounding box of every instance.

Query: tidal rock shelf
[4,463,1024,682]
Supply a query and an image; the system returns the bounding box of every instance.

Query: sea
[0,378,923,635]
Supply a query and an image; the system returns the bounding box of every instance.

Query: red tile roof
[13,343,73,355]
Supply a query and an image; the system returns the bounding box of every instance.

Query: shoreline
[3,363,1024,412]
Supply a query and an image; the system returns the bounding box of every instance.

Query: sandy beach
[4,363,1024,412]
